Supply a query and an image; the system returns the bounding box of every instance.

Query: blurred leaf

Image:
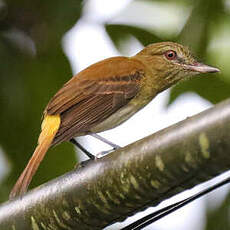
[0,0,83,202]
[168,74,230,105]
[105,24,163,51]
[204,191,230,230]
[3,0,83,38]
[178,0,225,56]
[169,0,227,104]
[144,0,188,3]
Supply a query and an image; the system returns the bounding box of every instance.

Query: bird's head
[135,42,220,91]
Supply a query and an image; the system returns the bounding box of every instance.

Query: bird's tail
[9,114,61,199]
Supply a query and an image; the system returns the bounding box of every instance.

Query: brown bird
[10,42,220,199]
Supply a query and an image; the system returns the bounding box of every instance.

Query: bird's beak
[185,62,220,73]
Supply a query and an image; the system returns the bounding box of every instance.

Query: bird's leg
[71,134,121,164]
[70,138,95,162]
[90,133,120,149]
[90,133,121,158]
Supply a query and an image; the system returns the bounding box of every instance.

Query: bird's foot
[74,157,97,169]
[74,145,120,169]
[96,146,120,158]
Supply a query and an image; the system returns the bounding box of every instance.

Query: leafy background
[0,0,229,229]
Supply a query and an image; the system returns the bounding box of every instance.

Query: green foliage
[170,0,230,105]
[105,0,230,106]
[105,24,163,49]
[0,0,83,202]
[205,192,230,230]
[168,76,230,105]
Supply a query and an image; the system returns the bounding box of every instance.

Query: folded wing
[45,57,145,145]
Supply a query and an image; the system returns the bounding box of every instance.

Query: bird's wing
[45,56,145,144]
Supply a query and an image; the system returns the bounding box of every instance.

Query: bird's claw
[74,158,96,169]
[96,147,119,158]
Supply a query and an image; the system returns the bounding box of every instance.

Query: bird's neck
[131,55,168,97]
[132,54,179,96]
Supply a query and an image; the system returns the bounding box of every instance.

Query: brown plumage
[10,42,220,199]
[47,57,145,144]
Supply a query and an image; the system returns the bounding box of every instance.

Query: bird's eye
[164,50,177,60]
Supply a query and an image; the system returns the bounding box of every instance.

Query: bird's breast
[90,103,137,133]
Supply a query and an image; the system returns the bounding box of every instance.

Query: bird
[9,42,220,199]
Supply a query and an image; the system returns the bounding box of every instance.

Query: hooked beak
[185,62,220,73]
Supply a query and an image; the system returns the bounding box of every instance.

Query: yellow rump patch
[39,115,61,144]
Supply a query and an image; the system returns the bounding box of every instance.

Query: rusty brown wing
[45,57,145,145]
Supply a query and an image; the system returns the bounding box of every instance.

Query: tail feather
[9,115,61,199]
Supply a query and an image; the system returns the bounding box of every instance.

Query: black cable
[121,176,230,230]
